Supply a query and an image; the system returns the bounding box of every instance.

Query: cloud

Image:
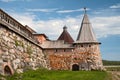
[27,8,58,12]
[8,11,120,40]
[27,8,90,13]
[56,8,90,13]
[109,3,120,9]
[91,16,120,38]
[8,12,36,29]
[9,11,81,40]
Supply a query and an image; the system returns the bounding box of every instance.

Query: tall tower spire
[76,8,100,44]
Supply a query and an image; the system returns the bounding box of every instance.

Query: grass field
[103,60,120,66]
[3,68,112,80]
[105,67,120,71]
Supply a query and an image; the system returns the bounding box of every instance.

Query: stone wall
[74,43,103,70]
[47,53,72,70]
[0,25,47,75]
[44,43,103,71]
[43,49,74,70]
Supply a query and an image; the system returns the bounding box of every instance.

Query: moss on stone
[26,46,33,55]
[15,40,19,46]
[15,40,24,48]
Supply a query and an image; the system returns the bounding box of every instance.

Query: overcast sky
[0,0,120,61]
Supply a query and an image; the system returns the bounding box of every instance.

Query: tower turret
[73,8,103,70]
[57,25,74,43]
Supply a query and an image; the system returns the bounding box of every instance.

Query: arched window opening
[4,66,12,76]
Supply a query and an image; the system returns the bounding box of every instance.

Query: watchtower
[73,8,103,70]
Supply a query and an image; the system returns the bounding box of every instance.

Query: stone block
[16,69,23,74]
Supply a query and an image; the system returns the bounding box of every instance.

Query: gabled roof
[57,26,74,43]
[75,8,100,44]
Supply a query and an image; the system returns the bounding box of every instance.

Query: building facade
[0,8,103,75]
[41,9,103,70]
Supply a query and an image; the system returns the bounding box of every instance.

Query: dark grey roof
[75,12,100,44]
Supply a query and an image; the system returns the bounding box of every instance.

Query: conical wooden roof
[57,26,74,43]
[75,9,100,44]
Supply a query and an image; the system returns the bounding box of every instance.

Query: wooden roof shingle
[57,26,74,44]
[75,9,100,44]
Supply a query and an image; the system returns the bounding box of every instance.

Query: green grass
[3,68,111,80]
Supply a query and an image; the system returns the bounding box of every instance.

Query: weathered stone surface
[12,59,21,70]
[9,49,15,54]
[16,69,23,74]
[0,77,6,80]
[0,26,47,75]
[44,43,103,70]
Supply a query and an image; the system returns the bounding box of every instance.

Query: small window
[64,49,66,52]
[55,49,57,52]
[89,45,91,47]
[81,45,83,47]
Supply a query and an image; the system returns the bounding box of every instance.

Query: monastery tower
[73,8,103,70]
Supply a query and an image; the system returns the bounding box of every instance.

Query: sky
[0,0,120,61]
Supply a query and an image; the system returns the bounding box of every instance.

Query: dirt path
[110,71,120,80]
